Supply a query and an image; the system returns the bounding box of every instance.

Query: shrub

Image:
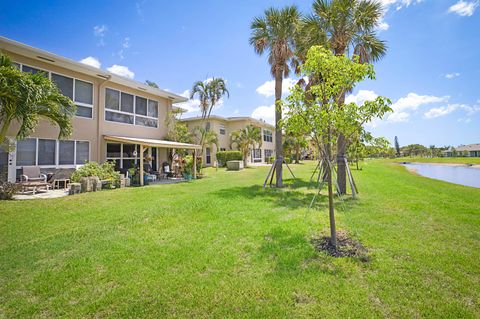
[285,158,292,164]
[267,156,275,164]
[0,181,19,200]
[71,161,120,184]
[216,151,242,167]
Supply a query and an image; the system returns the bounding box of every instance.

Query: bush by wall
[71,161,120,184]
[216,151,243,167]
[0,181,19,200]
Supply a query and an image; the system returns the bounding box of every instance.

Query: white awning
[104,135,201,150]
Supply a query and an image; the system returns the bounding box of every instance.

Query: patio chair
[20,166,47,183]
[143,163,158,182]
[162,162,173,179]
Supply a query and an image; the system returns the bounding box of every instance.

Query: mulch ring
[311,230,369,261]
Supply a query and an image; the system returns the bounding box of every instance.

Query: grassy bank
[0,161,479,318]
[392,156,480,165]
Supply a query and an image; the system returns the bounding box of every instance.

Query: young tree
[394,136,400,156]
[250,6,300,187]
[230,125,263,167]
[299,0,387,194]
[284,46,391,248]
[164,109,193,144]
[284,132,308,164]
[0,52,76,145]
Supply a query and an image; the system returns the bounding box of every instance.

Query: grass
[0,161,479,318]
[392,156,480,165]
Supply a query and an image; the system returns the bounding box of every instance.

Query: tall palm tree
[301,0,387,194]
[230,125,262,167]
[194,127,218,169]
[249,6,300,187]
[0,52,76,145]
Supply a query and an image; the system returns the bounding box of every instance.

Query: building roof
[104,135,201,150]
[451,143,480,152]
[0,36,187,103]
[180,115,275,129]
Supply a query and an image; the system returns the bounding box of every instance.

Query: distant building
[181,116,275,166]
[442,144,480,157]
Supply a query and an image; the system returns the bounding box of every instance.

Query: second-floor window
[16,63,94,119]
[105,88,158,128]
[219,124,226,135]
[263,129,273,142]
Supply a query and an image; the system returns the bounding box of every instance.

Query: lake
[402,163,480,188]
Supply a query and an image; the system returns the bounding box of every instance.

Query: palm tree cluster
[190,78,229,121]
[250,0,387,189]
[230,125,262,168]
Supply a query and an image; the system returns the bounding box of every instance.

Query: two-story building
[0,37,200,183]
[180,115,275,166]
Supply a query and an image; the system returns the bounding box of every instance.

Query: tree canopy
[0,52,76,145]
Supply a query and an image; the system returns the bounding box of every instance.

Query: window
[264,149,273,159]
[22,65,48,77]
[135,96,148,116]
[252,149,262,162]
[106,88,120,110]
[16,139,37,166]
[51,73,74,99]
[263,130,273,143]
[50,72,94,119]
[205,122,210,131]
[219,124,226,135]
[121,92,134,113]
[206,147,211,164]
[59,141,75,165]
[220,148,226,151]
[105,88,159,128]
[106,143,140,169]
[76,141,89,165]
[16,139,88,167]
[38,139,56,165]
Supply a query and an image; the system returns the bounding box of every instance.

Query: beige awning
[104,135,201,150]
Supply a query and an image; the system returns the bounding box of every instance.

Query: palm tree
[190,77,229,121]
[250,6,300,187]
[0,52,76,145]
[301,0,387,194]
[194,127,218,169]
[230,125,262,167]
[190,78,229,163]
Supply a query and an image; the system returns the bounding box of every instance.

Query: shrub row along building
[0,37,274,182]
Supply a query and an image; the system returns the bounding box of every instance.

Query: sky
[0,0,479,147]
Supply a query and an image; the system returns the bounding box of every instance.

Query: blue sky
[1,0,479,147]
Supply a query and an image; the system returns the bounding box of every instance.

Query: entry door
[0,146,7,182]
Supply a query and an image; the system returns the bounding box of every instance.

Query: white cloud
[251,104,275,125]
[448,1,478,16]
[256,78,297,98]
[233,108,239,114]
[385,93,449,122]
[93,25,108,46]
[346,90,379,105]
[387,111,410,123]
[107,65,135,79]
[118,37,131,60]
[424,103,480,119]
[375,0,423,31]
[80,56,101,68]
[445,72,460,79]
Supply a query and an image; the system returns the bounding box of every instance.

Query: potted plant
[183,155,194,181]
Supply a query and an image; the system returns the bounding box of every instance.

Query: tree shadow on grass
[256,227,348,278]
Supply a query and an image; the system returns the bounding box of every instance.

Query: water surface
[402,163,480,188]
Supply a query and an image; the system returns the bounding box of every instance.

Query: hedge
[216,151,242,167]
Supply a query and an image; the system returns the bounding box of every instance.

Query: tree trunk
[274,70,283,188]
[295,145,300,164]
[336,92,347,195]
[326,139,337,249]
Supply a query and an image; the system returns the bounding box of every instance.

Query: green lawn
[392,156,480,165]
[1,161,479,318]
